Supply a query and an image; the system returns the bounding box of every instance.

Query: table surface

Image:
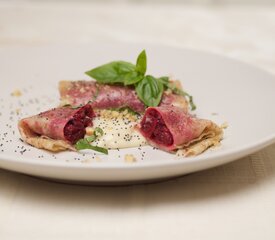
[0,2,275,240]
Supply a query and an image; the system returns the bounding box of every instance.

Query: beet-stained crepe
[18,104,95,152]
[137,106,223,156]
[59,80,188,113]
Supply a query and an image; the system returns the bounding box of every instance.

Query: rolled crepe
[137,106,223,155]
[18,104,95,152]
[59,80,188,113]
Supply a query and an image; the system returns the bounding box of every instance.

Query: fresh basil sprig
[85,61,136,84]
[75,127,108,154]
[135,49,147,75]
[136,75,163,107]
[85,50,196,110]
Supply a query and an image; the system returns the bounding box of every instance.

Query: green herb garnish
[85,50,196,110]
[135,75,163,107]
[75,139,108,154]
[85,61,136,84]
[170,85,196,111]
[85,135,96,142]
[72,105,83,109]
[94,127,104,137]
[118,107,139,115]
[62,104,72,108]
[62,104,83,109]
[159,78,196,110]
[74,127,108,154]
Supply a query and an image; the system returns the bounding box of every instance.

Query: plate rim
[1,44,275,173]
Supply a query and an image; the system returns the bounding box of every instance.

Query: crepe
[18,104,95,152]
[59,80,189,113]
[137,106,223,154]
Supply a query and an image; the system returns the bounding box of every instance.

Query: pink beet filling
[64,105,95,143]
[140,109,173,146]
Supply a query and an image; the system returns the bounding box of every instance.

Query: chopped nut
[15,108,21,115]
[122,109,128,116]
[124,154,137,163]
[81,159,93,164]
[11,90,22,97]
[220,122,228,129]
[112,111,120,117]
[128,114,138,122]
[86,127,94,136]
[96,109,137,122]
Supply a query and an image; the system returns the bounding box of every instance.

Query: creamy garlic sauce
[85,109,147,149]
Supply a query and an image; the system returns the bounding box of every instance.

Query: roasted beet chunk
[64,104,95,143]
[151,120,173,146]
[140,108,173,146]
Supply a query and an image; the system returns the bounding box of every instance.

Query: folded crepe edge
[18,119,75,152]
[176,121,224,157]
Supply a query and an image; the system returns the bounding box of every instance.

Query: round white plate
[0,44,275,184]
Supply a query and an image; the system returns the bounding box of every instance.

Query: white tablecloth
[0,2,275,239]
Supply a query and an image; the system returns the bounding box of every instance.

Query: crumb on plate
[124,154,137,163]
[11,90,22,97]
[220,122,228,129]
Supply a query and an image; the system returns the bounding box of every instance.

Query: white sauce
[86,111,147,149]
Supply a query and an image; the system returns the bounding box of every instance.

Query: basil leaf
[124,71,144,85]
[85,50,196,110]
[85,61,135,84]
[75,139,108,154]
[135,75,163,107]
[136,50,147,75]
[158,76,169,88]
[88,145,108,154]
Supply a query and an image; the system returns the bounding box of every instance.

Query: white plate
[0,44,275,184]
